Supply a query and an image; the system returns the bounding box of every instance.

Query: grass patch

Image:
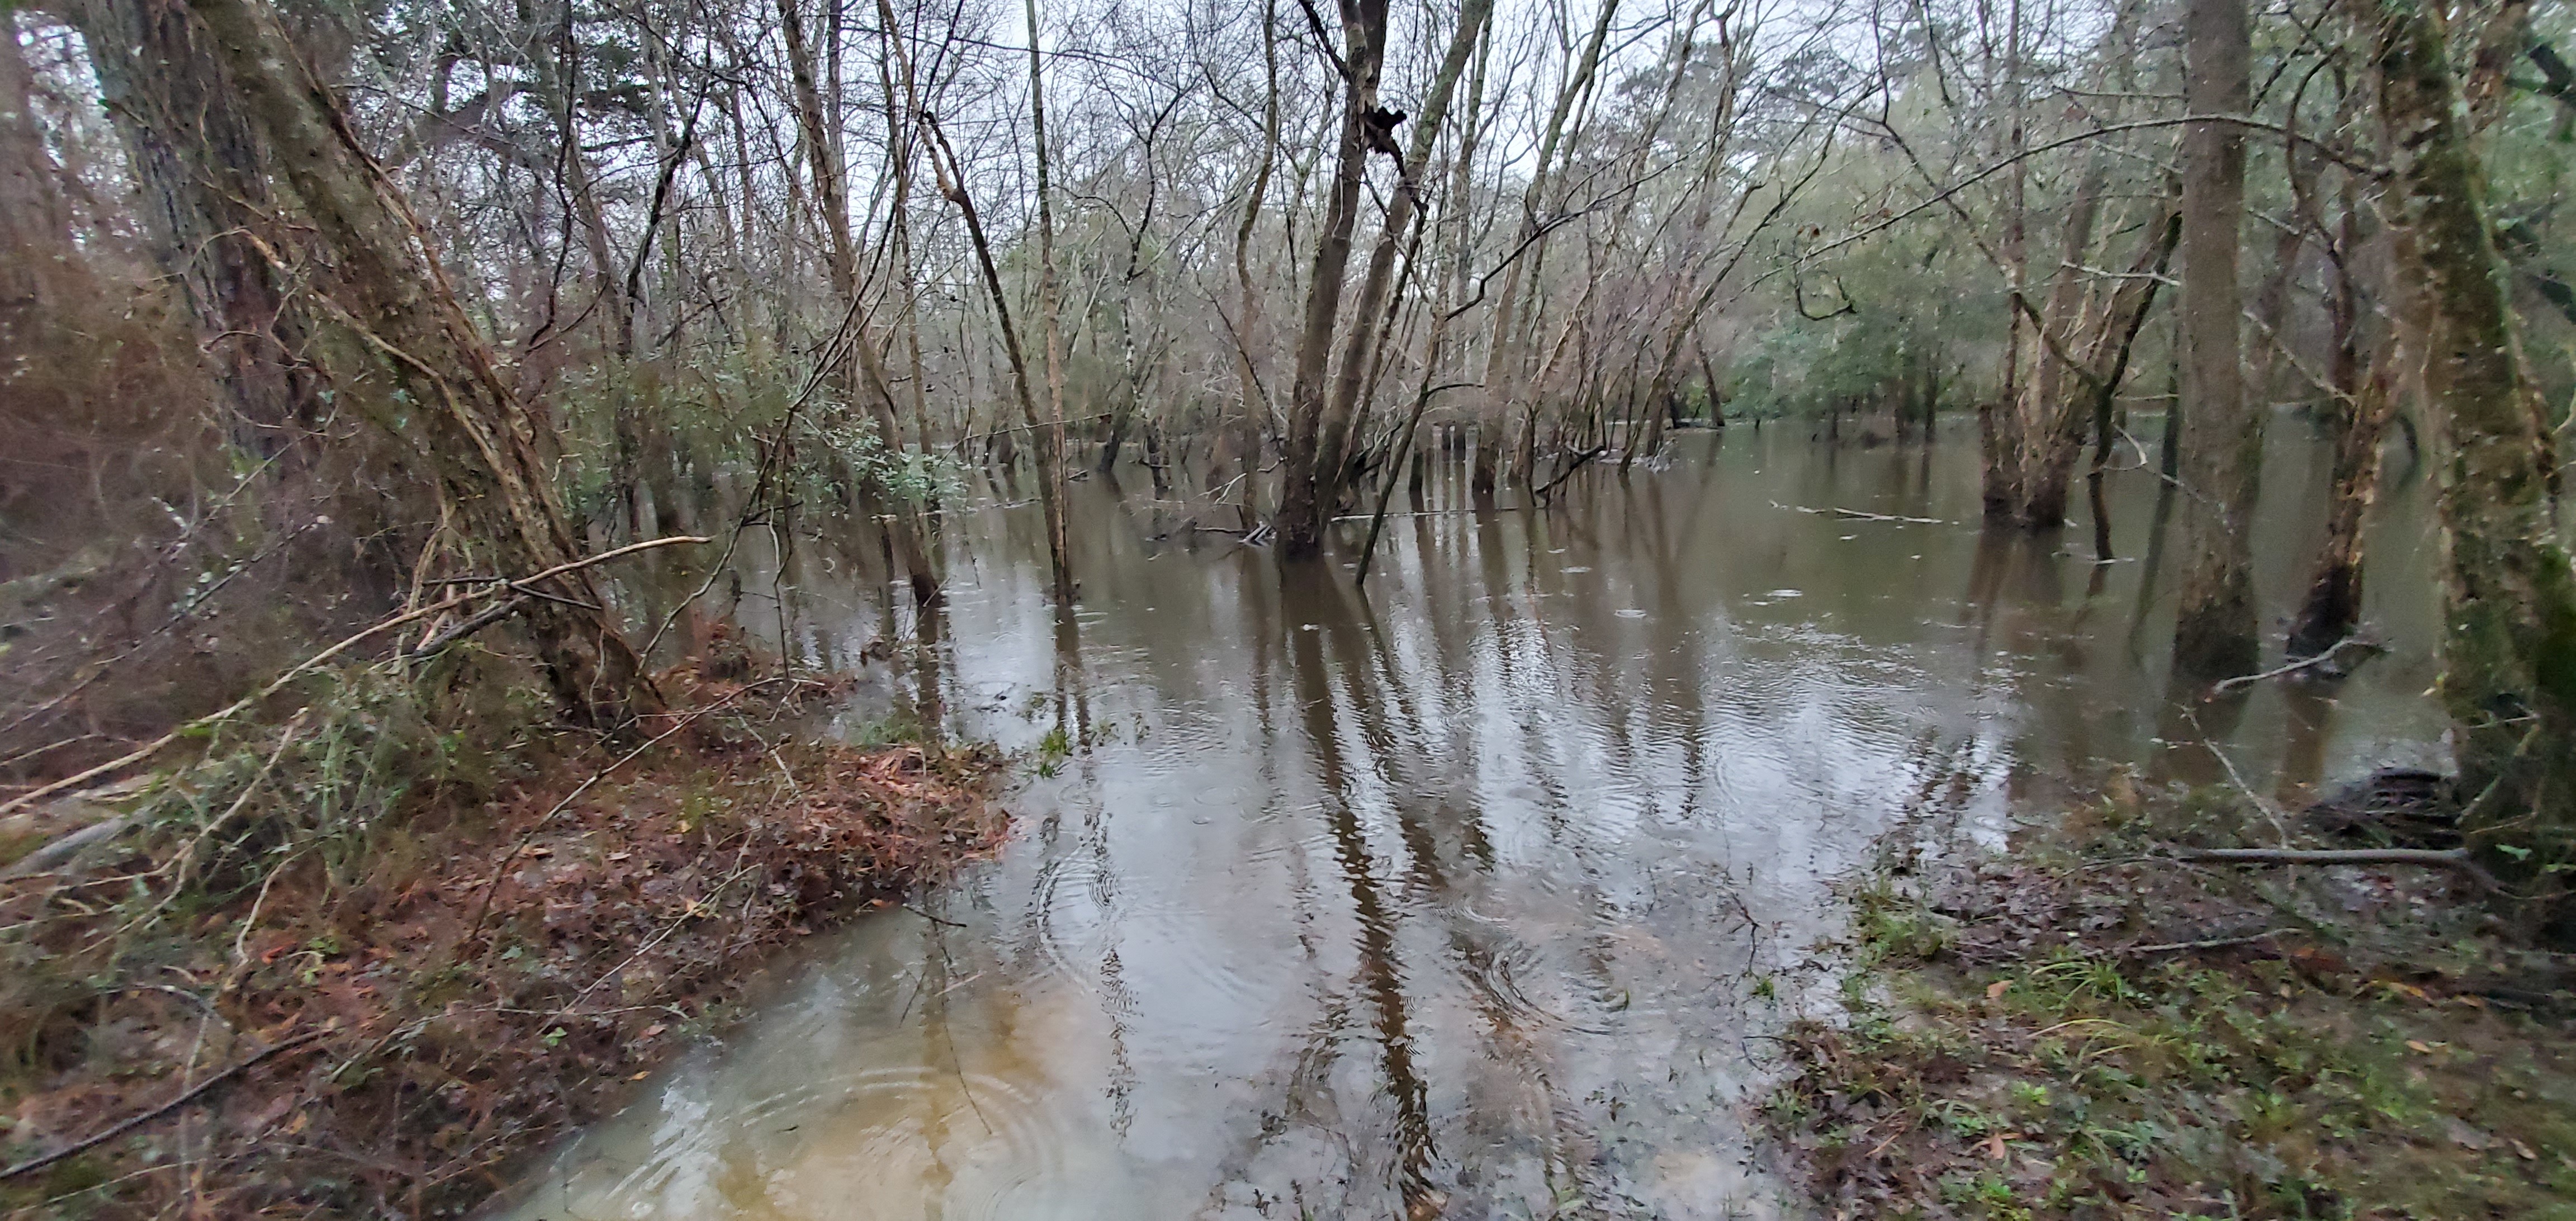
[1766,783,2576,1219]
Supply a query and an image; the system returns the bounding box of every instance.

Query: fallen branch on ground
[0,813,135,880]
[2118,929,2288,956]
[0,1026,335,1182]
[2171,846,2502,896]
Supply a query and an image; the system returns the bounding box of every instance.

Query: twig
[405,596,531,657]
[2187,711,2294,847]
[902,903,968,927]
[2209,635,2380,694]
[1533,445,1611,503]
[1769,500,1949,526]
[0,591,478,821]
[2170,847,2503,896]
[0,536,707,820]
[2117,929,2286,956]
[1329,509,1487,521]
[0,1028,333,1182]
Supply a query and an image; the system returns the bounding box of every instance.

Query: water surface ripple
[495,428,2444,1220]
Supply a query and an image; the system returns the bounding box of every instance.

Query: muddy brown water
[491,423,2446,1220]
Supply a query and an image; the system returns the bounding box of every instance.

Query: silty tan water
[490,424,2445,1220]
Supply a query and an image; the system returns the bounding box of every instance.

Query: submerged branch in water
[1769,501,1950,526]
[2208,635,2383,695]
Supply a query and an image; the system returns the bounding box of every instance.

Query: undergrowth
[0,656,1003,1219]
[1766,778,2576,1220]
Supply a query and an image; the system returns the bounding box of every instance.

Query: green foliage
[1034,724,1072,777]
[1722,300,1957,425]
[550,354,968,532]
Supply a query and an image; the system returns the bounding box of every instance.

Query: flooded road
[494,424,2447,1220]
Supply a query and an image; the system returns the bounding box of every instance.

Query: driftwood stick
[0,1027,333,1182]
[1533,445,1610,503]
[1768,500,1949,526]
[0,814,136,880]
[2209,635,2380,695]
[2117,929,2288,956]
[2172,846,2502,896]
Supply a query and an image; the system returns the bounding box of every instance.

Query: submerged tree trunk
[1313,0,1491,523]
[2170,0,2260,679]
[179,0,656,727]
[1025,0,1076,603]
[782,0,939,605]
[1987,157,2106,524]
[2286,197,2393,660]
[902,8,1072,603]
[2286,348,2394,660]
[1273,0,1393,558]
[2000,200,2180,528]
[1221,0,1281,530]
[2364,0,2576,911]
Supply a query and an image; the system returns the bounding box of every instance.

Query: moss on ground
[1766,783,2576,1220]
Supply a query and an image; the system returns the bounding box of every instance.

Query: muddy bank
[1764,780,2576,1218]
[0,674,1003,1219]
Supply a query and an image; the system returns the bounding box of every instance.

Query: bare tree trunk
[2286,340,2393,660]
[1313,0,1493,513]
[2363,0,2576,908]
[71,0,318,454]
[1220,0,1282,526]
[782,0,940,604]
[874,37,934,452]
[2288,180,2388,657]
[1992,158,2105,524]
[181,0,657,727]
[0,29,68,319]
[2171,0,2260,679]
[1026,0,1076,603]
[901,20,1072,603]
[1469,0,1618,509]
[1273,0,1394,557]
[2029,201,2182,522]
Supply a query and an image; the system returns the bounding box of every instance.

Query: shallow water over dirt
[493,424,2447,1220]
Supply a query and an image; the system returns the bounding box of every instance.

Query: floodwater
[493,422,2448,1220]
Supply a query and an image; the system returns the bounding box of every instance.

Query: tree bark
[0,29,68,317]
[1026,0,1076,603]
[2363,0,2576,909]
[1313,0,1494,514]
[1987,158,2106,524]
[72,0,318,454]
[2171,0,2261,679]
[2286,193,2392,660]
[179,0,657,728]
[1273,0,1394,557]
[1220,0,1282,527]
[783,0,939,605]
